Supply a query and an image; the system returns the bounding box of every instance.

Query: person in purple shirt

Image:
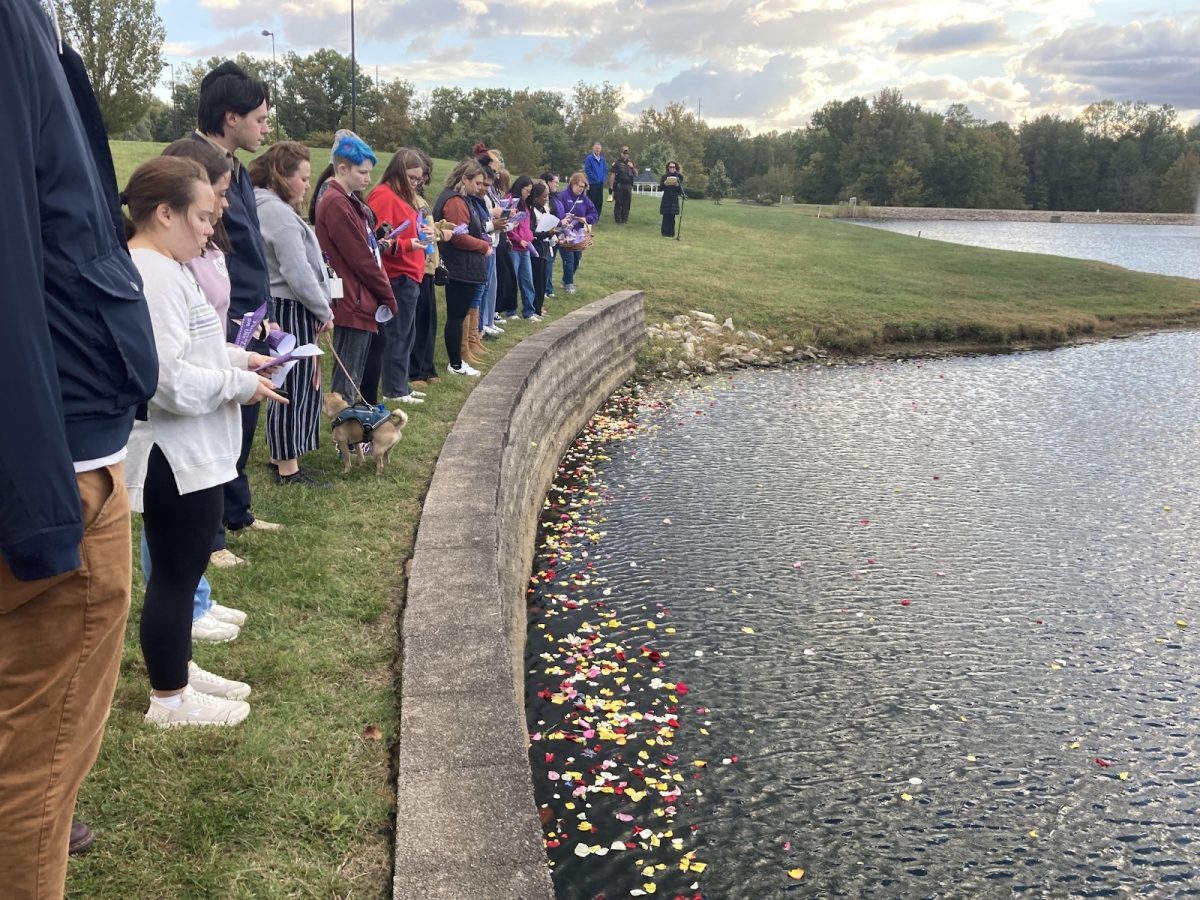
[556,172,599,295]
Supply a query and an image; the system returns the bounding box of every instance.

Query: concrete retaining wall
[394,291,646,900]
[832,205,1197,226]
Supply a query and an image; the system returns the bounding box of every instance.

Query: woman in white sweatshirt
[123,156,285,728]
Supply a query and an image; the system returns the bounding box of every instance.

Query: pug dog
[321,392,408,473]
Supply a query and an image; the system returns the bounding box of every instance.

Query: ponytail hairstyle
[331,129,376,169]
[529,180,548,211]
[161,139,232,252]
[308,163,335,225]
[122,156,209,241]
[249,140,312,212]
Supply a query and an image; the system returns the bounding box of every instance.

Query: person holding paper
[122,156,285,728]
[369,148,432,406]
[251,141,334,486]
[191,60,282,558]
[660,161,684,237]
[505,175,540,321]
[529,181,555,317]
[315,132,397,402]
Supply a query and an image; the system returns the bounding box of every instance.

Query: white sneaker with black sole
[191,611,238,643]
[188,661,251,701]
[145,685,250,728]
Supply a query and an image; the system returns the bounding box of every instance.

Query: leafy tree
[707,161,730,202]
[56,0,164,133]
[1155,150,1200,212]
[567,81,623,157]
[1018,115,1098,210]
[641,140,676,178]
[497,105,546,177]
[362,79,415,151]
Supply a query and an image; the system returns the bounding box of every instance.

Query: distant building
[633,168,660,195]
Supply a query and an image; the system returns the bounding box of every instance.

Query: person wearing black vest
[0,0,158,890]
[192,61,282,562]
[432,159,493,377]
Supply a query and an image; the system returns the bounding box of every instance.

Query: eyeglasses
[407,174,424,185]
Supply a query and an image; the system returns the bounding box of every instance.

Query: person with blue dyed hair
[314,131,397,404]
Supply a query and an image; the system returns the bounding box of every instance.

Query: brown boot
[461,313,480,364]
[468,308,489,357]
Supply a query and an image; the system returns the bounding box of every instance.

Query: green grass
[66,144,1200,898]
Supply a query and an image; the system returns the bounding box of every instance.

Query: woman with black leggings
[123,157,285,727]
[432,158,494,377]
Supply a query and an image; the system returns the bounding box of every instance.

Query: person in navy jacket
[584,142,608,221]
[192,61,282,559]
[0,0,157,891]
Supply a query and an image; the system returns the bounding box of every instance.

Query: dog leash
[320,331,369,407]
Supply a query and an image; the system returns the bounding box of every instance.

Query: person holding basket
[555,172,598,294]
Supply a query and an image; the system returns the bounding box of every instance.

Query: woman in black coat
[659,161,684,237]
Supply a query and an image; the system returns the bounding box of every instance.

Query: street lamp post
[349,0,357,132]
[161,61,177,139]
[261,29,277,140]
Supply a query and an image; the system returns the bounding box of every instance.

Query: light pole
[349,0,357,132]
[261,29,277,140]
[161,61,177,139]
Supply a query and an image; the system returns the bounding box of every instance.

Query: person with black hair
[659,161,684,237]
[192,60,280,567]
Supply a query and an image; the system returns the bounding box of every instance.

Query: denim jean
[510,250,537,317]
[382,276,420,398]
[476,251,496,327]
[141,529,212,621]
[545,247,556,294]
[561,249,583,286]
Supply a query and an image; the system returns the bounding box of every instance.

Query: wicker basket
[557,223,593,252]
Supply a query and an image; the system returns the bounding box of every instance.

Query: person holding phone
[122,156,286,727]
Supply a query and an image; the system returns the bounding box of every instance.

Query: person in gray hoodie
[250,142,334,486]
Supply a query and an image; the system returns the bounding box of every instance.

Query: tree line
[63,0,1200,214]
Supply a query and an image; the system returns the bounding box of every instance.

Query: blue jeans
[477,251,497,327]
[545,248,556,294]
[561,250,582,286]
[140,529,211,621]
[510,250,537,317]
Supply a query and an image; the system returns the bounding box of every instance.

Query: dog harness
[330,403,392,440]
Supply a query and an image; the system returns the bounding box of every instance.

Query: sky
[160,0,1200,131]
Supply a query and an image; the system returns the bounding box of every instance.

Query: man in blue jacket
[0,0,158,893]
[584,142,608,222]
[192,61,282,564]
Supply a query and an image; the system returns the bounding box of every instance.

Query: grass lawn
[66,145,1200,898]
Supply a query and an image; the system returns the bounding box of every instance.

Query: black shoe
[69,820,95,856]
[274,468,332,488]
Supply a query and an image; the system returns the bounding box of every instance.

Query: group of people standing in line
[0,4,623,886]
[584,141,686,236]
[1,0,707,885]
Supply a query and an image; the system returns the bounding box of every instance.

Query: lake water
[526,333,1200,898]
[851,220,1199,281]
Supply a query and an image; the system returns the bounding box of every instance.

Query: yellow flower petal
[788,867,805,880]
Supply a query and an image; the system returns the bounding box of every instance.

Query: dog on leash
[321,392,408,473]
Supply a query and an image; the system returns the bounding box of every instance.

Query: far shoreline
[829,205,1197,226]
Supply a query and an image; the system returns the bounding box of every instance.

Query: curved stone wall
[393,291,646,899]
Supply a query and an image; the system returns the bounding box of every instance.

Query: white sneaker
[483,325,502,335]
[505,313,520,321]
[524,314,544,322]
[447,362,480,377]
[409,390,427,399]
[209,549,245,569]
[244,518,283,532]
[145,685,250,728]
[191,611,239,643]
[188,660,251,701]
[566,284,577,294]
[492,313,505,324]
[395,393,424,405]
[207,602,247,626]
